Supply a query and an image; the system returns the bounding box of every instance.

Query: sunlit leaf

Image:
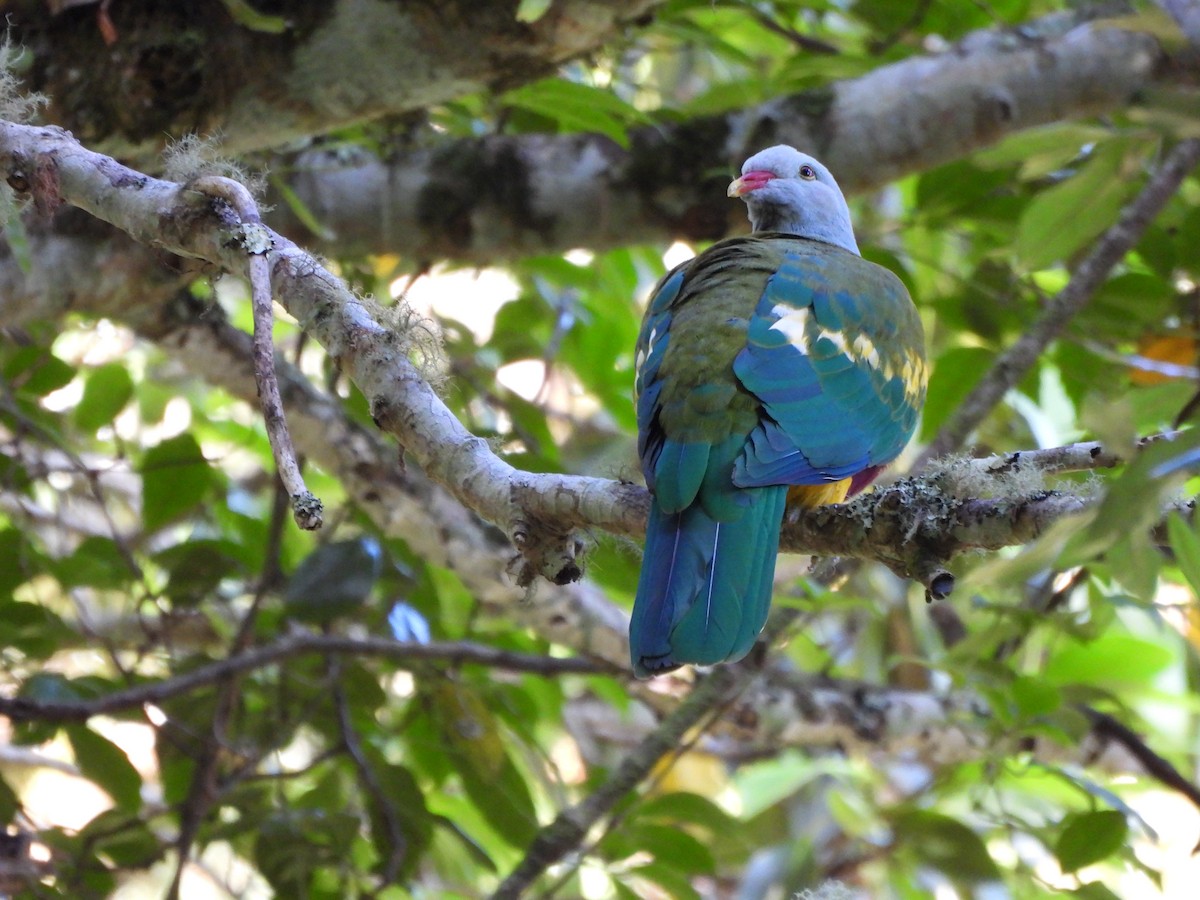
[75,362,134,431]
[53,536,132,590]
[139,433,216,532]
[1054,810,1128,873]
[1011,675,1062,719]
[1016,141,1145,270]
[67,725,142,812]
[503,79,647,146]
[1166,513,1200,596]
[1043,633,1174,689]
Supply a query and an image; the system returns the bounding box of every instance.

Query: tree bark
[15,0,665,166]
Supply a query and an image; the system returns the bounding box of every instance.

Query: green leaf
[1,196,33,273]
[920,347,994,440]
[1166,513,1200,596]
[432,814,496,873]
[360,749,435,879]
[67,725,142,812]
[53,536,132,590]
[4,346,74,397]
[1016,142,1142,270]
[731,751,818,819]
[629,823,715,874]
[503,79,647,147]
[75,363,134,431]
[457,745,539,850]
[428,683,539,849]
[139,433,215,532]
[284,537,383,623]
[515,0,552,22]
[0,528,39,594]
[916,160,1011,221]
[1054,810,1128,873]
[1043,633,1174,690]
[0,774,18,823]
[628,861,702,900]
[217,0,289,33]
[893,810,1000,882]
[77,810,160,867]
[974,123,1110,177]
[1071,883,1123,899]
[255,809,361,894]
[634,792,738,834]
[155,538,246,606]
[1010,675,1062,719]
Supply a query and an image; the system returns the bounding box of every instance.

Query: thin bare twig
[165,671,237,900]
[329,659,407,887]
[743,3,840,55]
[188,175,322,531]
[0,636,617,723]
[922,138,1200,462]
[1082,707,1200,815]
[490,667,742,899]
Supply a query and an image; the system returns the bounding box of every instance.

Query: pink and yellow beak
[728,169,776,197]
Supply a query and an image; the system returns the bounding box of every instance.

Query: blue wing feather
[733,247,922,488]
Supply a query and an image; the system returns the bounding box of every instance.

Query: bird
[629,145,927,678]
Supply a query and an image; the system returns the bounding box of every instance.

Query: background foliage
[3,1,1200,897]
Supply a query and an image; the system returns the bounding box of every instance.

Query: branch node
[292,491,324,531]
[237,221,273,255]
[925,571,955,602]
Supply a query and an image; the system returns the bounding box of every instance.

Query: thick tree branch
[19,0,666,166]
[960,433,1178,476]
[272,7,1177,262]
[568,677,1151,775]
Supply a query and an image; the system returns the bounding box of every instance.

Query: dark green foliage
[283,537,383,623]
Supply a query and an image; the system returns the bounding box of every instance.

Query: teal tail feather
[630,485,787,678]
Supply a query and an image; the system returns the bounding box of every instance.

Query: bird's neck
[749,207,860,255]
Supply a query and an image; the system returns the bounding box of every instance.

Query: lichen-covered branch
[497,646,1194,895]
[0,228,636,667]
[188,174,322,530]
[567,678,1151,775]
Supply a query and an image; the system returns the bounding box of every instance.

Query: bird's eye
[798,165,816,180]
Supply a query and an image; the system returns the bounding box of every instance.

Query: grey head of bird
[728,145,860,255]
